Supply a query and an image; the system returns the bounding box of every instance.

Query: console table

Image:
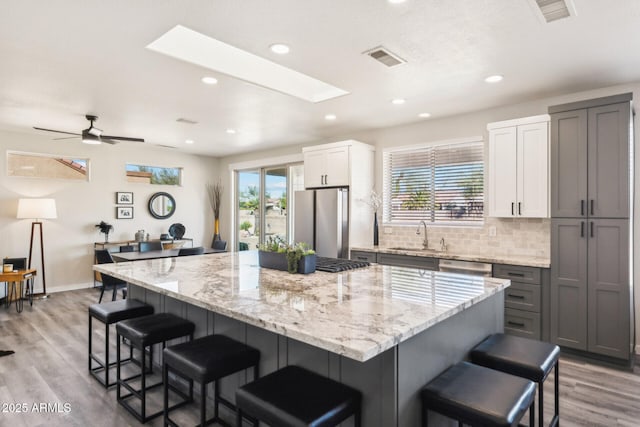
[1,269,36,313]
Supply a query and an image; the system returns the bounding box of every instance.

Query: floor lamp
[17,198,57,297]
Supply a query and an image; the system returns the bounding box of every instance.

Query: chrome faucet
[416,220,429,249]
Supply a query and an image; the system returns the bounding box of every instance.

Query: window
[7,151,90,181]
[126,164,182,185]
[383,139,484,225]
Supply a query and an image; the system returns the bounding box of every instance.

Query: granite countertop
[351,246,550,268]
[94,251,509,362]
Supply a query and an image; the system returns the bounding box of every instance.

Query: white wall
[217,81,640,349]
[0,130,219,293]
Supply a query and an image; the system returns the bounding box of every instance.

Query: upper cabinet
[550,94,631,218]
[487,115,550,218]
[303,143,350,187]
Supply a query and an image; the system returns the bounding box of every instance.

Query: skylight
[146,25,349,103]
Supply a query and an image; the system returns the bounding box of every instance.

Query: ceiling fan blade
[33,127,80,136]
[53,136,80,140]
[101,138,119,145]
[102,135,145,142]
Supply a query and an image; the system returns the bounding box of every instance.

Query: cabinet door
[303,150,326,188]
[587,219,630,359]
[488,126,517,217]
[550,110,588,217]
[518,122,548,217]
[550,219,587,350]
[587,102,630,218]
[325,146,350,186]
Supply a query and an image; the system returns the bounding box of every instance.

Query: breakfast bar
[94,251,510,426]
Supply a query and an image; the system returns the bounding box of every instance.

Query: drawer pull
[356,256,368,260]
[507,321,526,327]
[507,272,525,277]
[507,294,525,299]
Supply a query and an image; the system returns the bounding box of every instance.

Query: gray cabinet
[377,253,438,270]
[550,96,630,219]
[350,250,377,263]
[549,93,632,361]
[494,264,544,340]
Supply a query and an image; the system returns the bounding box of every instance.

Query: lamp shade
[17,198,57,220]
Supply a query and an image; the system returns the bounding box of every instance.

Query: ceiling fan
[34,114,144,145]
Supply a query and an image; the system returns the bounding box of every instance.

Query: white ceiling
[1,0,639,157]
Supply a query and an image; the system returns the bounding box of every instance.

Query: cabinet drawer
[377,253,438,270]
[505,282,541,313]
[350,251,377,263]
[493,264,541,285]
[504,308,541,340]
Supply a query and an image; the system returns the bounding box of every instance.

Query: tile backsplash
[379,217,550,259]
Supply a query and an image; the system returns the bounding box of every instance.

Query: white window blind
[383,140,484,224]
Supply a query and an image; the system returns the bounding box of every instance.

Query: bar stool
[421,361,536,427]
[88,299,154,388]
[162,334,260,426]
[236,365,362,427]
[470,333,560,427]
[116,312,195,423]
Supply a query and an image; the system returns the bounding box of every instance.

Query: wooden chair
[178,247,205,256]
[139,241,163,252]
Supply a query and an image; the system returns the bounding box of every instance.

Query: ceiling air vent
[529,0,577,23]
[176,118,198,124]
[363,46,406,67]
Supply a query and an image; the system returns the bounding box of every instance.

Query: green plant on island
[285,242,315,274]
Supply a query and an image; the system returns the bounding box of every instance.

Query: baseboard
[48,282,94,294]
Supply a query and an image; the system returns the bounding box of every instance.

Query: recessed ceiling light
[484,75,504,83]
[325,114,337,121]
[201,76,218,85]
[418,112,431,118]
[270,43,290,54]
[185,139,194,144]
[388,0,407,3]
[392,98,406,105]
[226,128,236,134]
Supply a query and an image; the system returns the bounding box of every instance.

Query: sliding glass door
[235,163,304,251]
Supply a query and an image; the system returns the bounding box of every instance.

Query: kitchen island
[94,251,509,426]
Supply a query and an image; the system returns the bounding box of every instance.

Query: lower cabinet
[493,264,546,340]
[377,253,439,270]
[550,218,631,360]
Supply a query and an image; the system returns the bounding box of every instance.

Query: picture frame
[116,206,134,219]
[116,191,134,205]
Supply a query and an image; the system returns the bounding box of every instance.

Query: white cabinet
[488,115,549,218]
[302,140,375,248]
[303,144,350,187]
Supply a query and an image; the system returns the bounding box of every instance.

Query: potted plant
[207,181,223,243]
[258,236,316,274]
[95,221,114,243]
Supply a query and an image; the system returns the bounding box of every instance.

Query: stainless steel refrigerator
[293,188,349,259]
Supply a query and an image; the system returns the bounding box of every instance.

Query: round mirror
[148,192,176,219]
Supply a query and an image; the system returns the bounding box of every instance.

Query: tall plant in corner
[207,181,223,243]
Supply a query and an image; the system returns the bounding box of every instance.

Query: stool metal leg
[552,362,559,427]
[237,408,243,427]
[116,332,122,400]
[104,321,110,387]
[354,409,361,427]
[538,380,543,427]
[201,381,207,427]
[530,399,535,427]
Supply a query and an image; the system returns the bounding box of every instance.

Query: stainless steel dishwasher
[438,259,492,276]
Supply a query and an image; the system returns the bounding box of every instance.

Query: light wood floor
[0,288,639,426]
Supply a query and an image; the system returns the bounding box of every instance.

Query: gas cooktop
[315,257,370,273]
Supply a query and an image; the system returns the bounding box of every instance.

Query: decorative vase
[213,218,221,241]
[373,212,379,246]
[104,232,109,243]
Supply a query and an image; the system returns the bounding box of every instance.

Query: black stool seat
[89,299,153,324]
[421,361,536,427]
[470,334,560,427]
[236,365,362,427]
[470,333,560,382]
[116,313,195,423]
[88,299,153,388]
[163,334,260,427]
[116,312,195,347]
[164,334,260,382]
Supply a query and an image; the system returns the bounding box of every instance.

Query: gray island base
[95,251,508,426]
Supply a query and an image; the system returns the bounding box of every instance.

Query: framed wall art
[116,206,134,219]
[116,191,134,204]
